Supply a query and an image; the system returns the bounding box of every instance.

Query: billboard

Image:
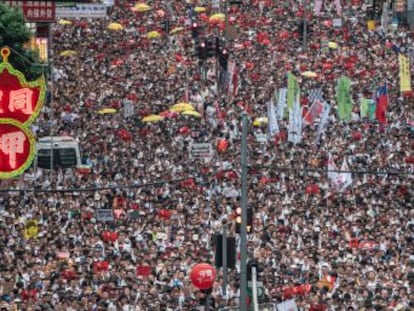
[2,1,56,22]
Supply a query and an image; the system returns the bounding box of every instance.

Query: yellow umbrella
[107,22,124,31]
[135,3,151,12]
[182,110,201,118]
[328,42,338,49]
[58,19,72,25]
[194,6,206,13]
[147,31,161,39]
[170,103,195,112]
[209,13,225,22]
[97,108,117,114]
[301,71,318,78]
[59,50,77,57]
[253,117,268,127]
[169,27,184,35]
[142,115,164,123]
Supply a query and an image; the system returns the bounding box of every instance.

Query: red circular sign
[190,263,217,290]
[0,119,35,178]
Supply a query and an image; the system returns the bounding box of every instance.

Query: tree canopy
[0,2,43,80]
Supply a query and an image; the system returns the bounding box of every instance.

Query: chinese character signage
[3,1,56,22]
[0,47,45,179]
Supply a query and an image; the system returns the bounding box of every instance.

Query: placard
[189,142,213,160]
[96,209,114,222]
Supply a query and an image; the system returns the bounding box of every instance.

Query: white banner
[277,299,298,311]
[267,101,279,136]
[56,4,107,19]
[288,96,302,144]
[315,103,331,142]
[276,88,287,120]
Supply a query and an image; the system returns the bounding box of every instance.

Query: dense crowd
[0,0,414,310]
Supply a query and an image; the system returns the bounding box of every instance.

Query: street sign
[3,1,56,22]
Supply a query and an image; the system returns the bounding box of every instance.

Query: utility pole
[303,0,308,50]
[239,114,248,311]
[222,220,228,298]
[48,24,54,179]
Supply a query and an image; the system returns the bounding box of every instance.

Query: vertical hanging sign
[0,47,46,179]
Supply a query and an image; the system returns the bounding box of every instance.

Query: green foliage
[0,2,43,80]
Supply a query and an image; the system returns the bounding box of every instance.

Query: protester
[0,0,413,310]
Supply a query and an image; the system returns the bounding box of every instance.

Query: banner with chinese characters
[3,1,56,22]
[0,47,45,179]
[399,54,412,92]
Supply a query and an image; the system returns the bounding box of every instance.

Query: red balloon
[279,31,290,39]
[190,263,216,290]
[323,20,333,27]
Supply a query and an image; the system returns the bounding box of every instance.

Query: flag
[360,97,376,120]
[276,87,287,120]
[316,103,331,142]
[338,158,352,192]
[314,0,323,16]
[336,76,352,121]
[399,54,412,92]
[327,153,339,187]
[287,72,300,112]
[24,219,39,239]
[277,299,299,311]
[288,95,303,144]
[375,82,388,124]
[267,100,279,136]
[303,100,325,126]
[307,87,324,104]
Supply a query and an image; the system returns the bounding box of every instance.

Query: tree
[0,2,43,80]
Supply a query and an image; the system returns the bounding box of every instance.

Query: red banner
[3,1,56,22]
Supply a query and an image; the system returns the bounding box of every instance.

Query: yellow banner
[399,54,412,92]
[24,219,38,239]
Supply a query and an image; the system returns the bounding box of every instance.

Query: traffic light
[235,207,253,234]
[247,259,260,281]
[191,21,199,40]
[219,49,229,71]
[213,234,236,268]
[197,41,207,60]
[206,39,216,58]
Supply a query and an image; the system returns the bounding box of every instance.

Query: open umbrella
[209,13,225,22]
[97,108,117,114]
[142,115,164,123]
[301,71,318,78]
[107,22,124,31]
[182,110,201,118]
[58,19,72,25]
[134,3,151,12]
[170,102,195,112]
[253,117,268,126]
[194,6,206,13]
[169,27,184,35]
[59,50,77,57]
[147,31,161,39]
[328,42,338,49]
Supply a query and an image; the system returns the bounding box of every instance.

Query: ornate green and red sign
[0,47,46,179]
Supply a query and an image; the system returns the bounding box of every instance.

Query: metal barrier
[219,303,276,311]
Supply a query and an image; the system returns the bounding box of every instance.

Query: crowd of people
[0,0,414,310]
